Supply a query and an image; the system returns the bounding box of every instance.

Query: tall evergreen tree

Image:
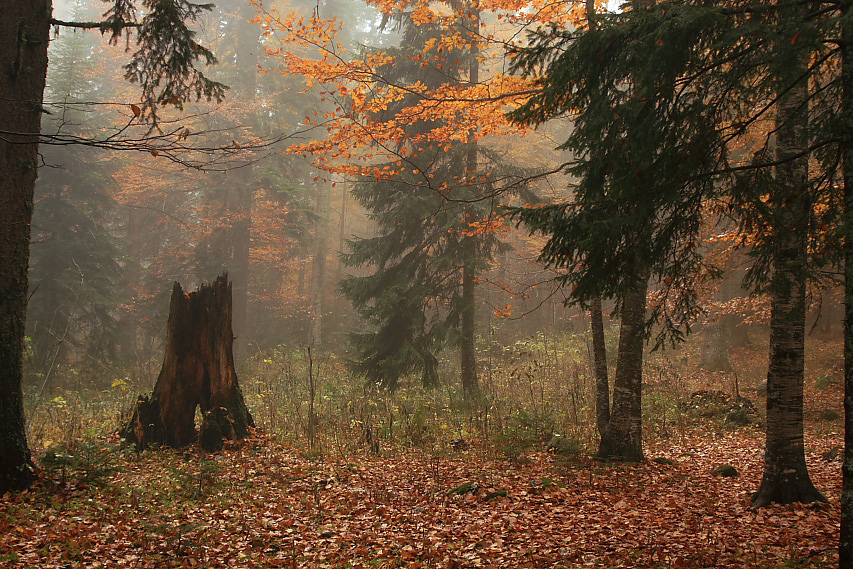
[28,0,125,376]
[507,0,837,501]
[341,8,503,390]
[508,1,722,461]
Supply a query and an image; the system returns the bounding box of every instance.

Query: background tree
[258,0,575,390]
[339,7,505,390]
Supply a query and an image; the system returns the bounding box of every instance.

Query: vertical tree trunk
[120,207,152,362]
[590,296,610,439]
[752,22,824,506]
[309,181,330,346]
[699,320,733,372]
[460,257,478,393]
[596,278,647,462]
[459,1,481,396]
[584,0,609,440]
[333,179,348,314]
[594,0,651,464]
[722,268,751,347]
[839,1,853,562]
[229,0,259,360]
[0,0,51,493]
[121,275,254,452]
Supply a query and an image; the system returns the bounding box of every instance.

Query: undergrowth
[21,325,844,465]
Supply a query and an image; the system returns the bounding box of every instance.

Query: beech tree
[0,0,225,493]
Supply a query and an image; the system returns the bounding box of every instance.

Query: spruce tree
[28,0,125,375]
[507,0,837,501]
[341,9,503,390]
[508,3,724,460]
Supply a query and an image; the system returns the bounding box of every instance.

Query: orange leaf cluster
[258,0,586,189]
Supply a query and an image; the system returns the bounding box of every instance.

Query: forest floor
[4,334,845,568]
[0,422,841,569]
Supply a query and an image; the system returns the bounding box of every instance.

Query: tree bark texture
[699,320,733,372]
[590,296,610,438]
[229,0,259,360]
[840,0,853,562]
[121,275,254,452]
[459,1,480,396]
[0,0,51,492]
[596,279,647,462]
[752,30,824,507]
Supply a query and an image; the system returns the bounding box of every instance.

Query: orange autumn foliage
[256,0,588,188]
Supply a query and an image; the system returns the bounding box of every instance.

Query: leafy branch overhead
[53,0,228,123]
[259,0,585,187]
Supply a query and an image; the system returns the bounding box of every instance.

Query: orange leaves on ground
[0,425,840,568]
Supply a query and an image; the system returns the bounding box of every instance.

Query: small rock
[711,464,738,477]
[652,457,675,466]
[447,481,479,496]
[823,446,842,461]
[485,489,508,501]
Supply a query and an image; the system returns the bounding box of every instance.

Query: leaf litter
[0,425,840,568]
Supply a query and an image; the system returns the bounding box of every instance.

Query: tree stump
[120,274,254,452]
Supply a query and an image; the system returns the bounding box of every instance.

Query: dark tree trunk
[0,0,51,493]
[699,320,733,372]
[724,313,751,347]
[840,1,853,563]
[596,278,647,462]
[460,3,480,397]
[595,0,651,464]
[460,256,479,394]
[309,181,330,346]
[229,0,259,360]
[585,1,609,440]
[121,275,254,452]
[590,296,610,438]
[722,268,751,347]
[752,27,824,507]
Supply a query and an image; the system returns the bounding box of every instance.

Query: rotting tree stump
[120,274,254,452]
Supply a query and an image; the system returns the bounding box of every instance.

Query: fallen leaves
[0,426,840,568]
